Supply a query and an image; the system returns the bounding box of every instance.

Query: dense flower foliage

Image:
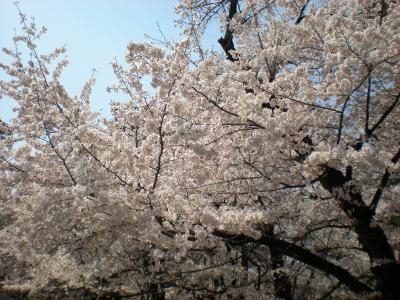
[1,1,399,299]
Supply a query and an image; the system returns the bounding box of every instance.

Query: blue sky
[0,0,220,121]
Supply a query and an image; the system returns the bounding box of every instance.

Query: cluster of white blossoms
[0,0,399,299]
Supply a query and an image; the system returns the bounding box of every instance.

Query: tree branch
[218,0,239,62]
[152,105,167,191]
[318,165,400,298]
[369,147,400,213]
[295,0,310,25]
[212,230,372,294]
[367,91,400,138]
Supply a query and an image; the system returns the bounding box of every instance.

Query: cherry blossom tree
[1,0,399,299]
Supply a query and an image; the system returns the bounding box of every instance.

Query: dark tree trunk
[213,230,372,294]
[319,165,400,299]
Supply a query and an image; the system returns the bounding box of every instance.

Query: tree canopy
[0,1,399,299]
